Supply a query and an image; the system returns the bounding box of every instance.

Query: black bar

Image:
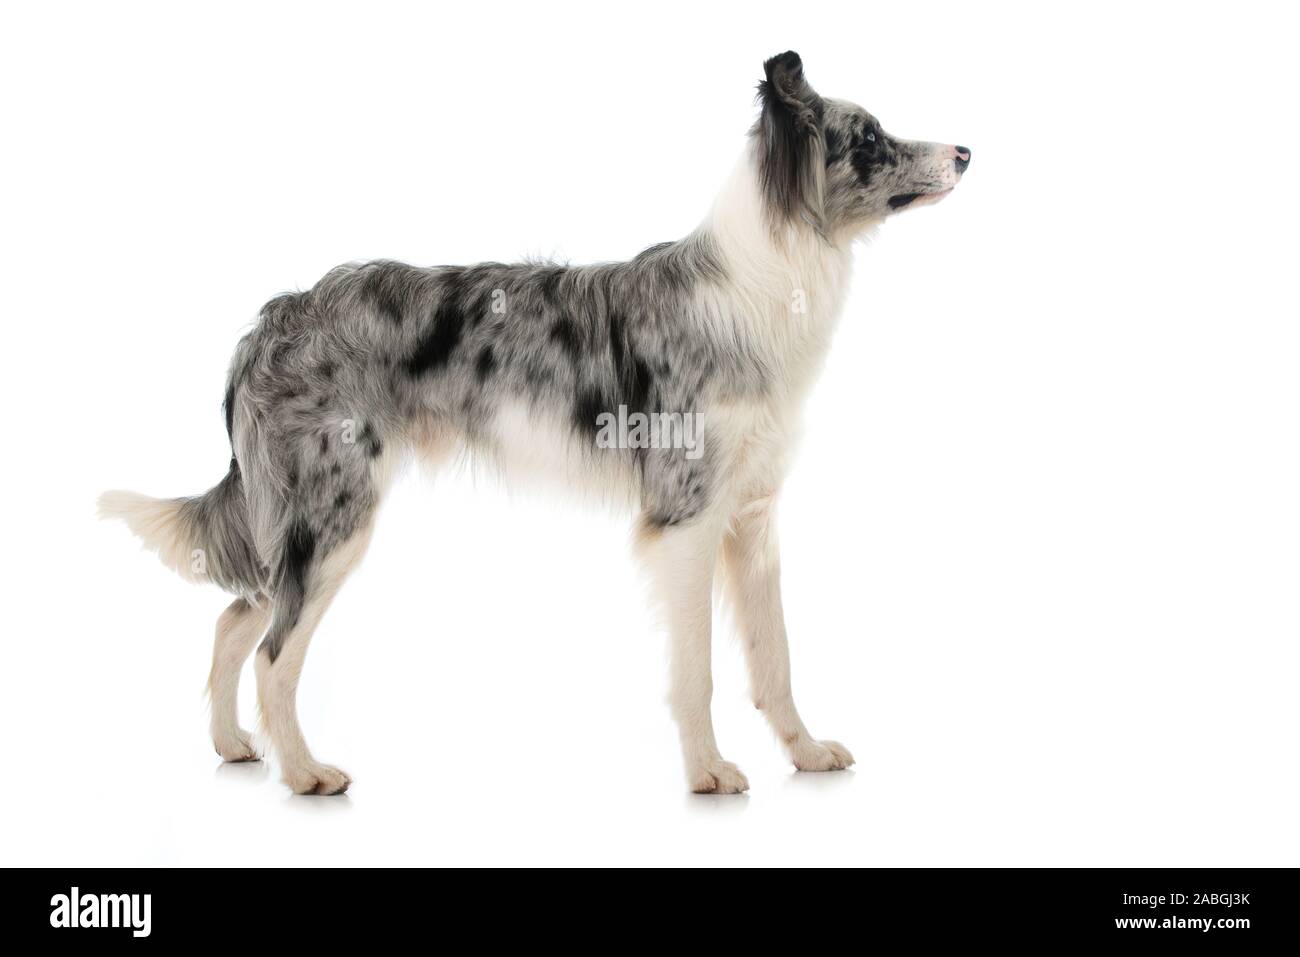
[11,868,1297,945]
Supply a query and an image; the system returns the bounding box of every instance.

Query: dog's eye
[865,132,876,142]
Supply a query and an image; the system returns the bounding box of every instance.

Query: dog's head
[753,51,969,237]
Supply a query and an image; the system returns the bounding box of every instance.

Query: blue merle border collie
[100,52,969,795]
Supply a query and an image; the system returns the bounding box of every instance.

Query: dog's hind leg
[721,493,853,772]
[208,596,272,762]
[637,513,749,794]
[255,518,375,795]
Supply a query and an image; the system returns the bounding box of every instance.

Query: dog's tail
[98,460,267,599]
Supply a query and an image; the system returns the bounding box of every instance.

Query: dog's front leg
[637,515,749,794]
[722,493,853,772]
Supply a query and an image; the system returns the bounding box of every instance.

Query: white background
[2,1,1297,866]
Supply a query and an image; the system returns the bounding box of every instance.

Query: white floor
[10,467,1298,867]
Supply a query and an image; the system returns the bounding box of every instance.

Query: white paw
[793,739,855,772]
[284,761,352,795]
[688,759,750,794]
[213,727,259,763]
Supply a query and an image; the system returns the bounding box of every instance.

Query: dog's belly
[416,399,641,515]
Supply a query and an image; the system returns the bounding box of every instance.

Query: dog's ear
[754,51,826,234]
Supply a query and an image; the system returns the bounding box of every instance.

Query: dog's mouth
[888,188,953,210]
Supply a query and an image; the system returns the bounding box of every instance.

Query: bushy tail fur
[98,461,267,599]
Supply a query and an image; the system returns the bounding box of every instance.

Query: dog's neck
[701,150,858,398]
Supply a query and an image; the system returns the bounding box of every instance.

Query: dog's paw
[793,739,855,772]
[284,762,352,795]
[213,727,259,763]
[688,759,750,794]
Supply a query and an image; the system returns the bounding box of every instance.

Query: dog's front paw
[283,761,352,795]
[793,739,854,772]
[688,759,750,794]
[213,727,259,763]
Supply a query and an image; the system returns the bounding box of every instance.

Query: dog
[100,51,969,794]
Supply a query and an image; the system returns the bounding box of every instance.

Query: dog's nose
[954,146,971,173]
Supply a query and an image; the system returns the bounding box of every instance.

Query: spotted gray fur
[220,233,763,659]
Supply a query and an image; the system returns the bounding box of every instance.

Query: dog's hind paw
[213,728,259,763]
[688,759,750,794]
[793,739,855,772]
[284,762,352,796]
